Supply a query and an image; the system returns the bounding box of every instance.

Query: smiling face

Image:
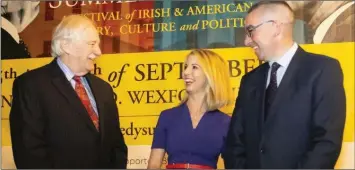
[244,9,277,61]
[180,49,234,111]
[64,26,102,76]
[244,2,296,61]
[183,54,208,95]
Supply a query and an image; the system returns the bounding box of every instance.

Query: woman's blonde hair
[181,49,233,111]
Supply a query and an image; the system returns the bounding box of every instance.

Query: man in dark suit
[9,15,128,169]
[223,1,346,169]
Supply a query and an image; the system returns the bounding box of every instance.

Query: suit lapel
[249,63,269,131]
[49,59,98,133]
[264,47,304,127]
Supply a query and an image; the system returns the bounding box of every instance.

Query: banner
[1,0,354,169]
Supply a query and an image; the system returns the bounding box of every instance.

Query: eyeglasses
[245,20,275,37]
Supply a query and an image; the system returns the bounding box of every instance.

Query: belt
[166,163,214,169]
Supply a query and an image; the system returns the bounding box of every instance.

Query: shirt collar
[269,42,298,68]
[1,16,20,43]
[56,57,75,81]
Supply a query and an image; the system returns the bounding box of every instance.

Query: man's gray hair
[51,15,97,57]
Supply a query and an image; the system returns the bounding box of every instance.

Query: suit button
[260,148,264,153]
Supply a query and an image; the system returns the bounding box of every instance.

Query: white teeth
[184,79,193,83]
[253,46,258,49]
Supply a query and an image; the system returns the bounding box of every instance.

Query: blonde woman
[148,49,233,169]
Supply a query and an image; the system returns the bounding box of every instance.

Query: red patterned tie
[73,76,99,131]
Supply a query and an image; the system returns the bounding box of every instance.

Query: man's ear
[60,39,71,55]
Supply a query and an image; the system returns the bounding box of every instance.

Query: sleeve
[297,59,346,168]
[151,111,168,149]
[9,76,53,168]
[222,76,246,169]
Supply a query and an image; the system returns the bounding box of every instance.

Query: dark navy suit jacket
[223,46,346,169]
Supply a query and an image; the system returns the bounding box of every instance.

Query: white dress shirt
[266,42,298,88]
[56,58,99,116]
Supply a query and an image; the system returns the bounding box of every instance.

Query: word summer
[48,0,138,8]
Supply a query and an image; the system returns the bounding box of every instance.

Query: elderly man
[9,15,127,169]
[223,1,346,169]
